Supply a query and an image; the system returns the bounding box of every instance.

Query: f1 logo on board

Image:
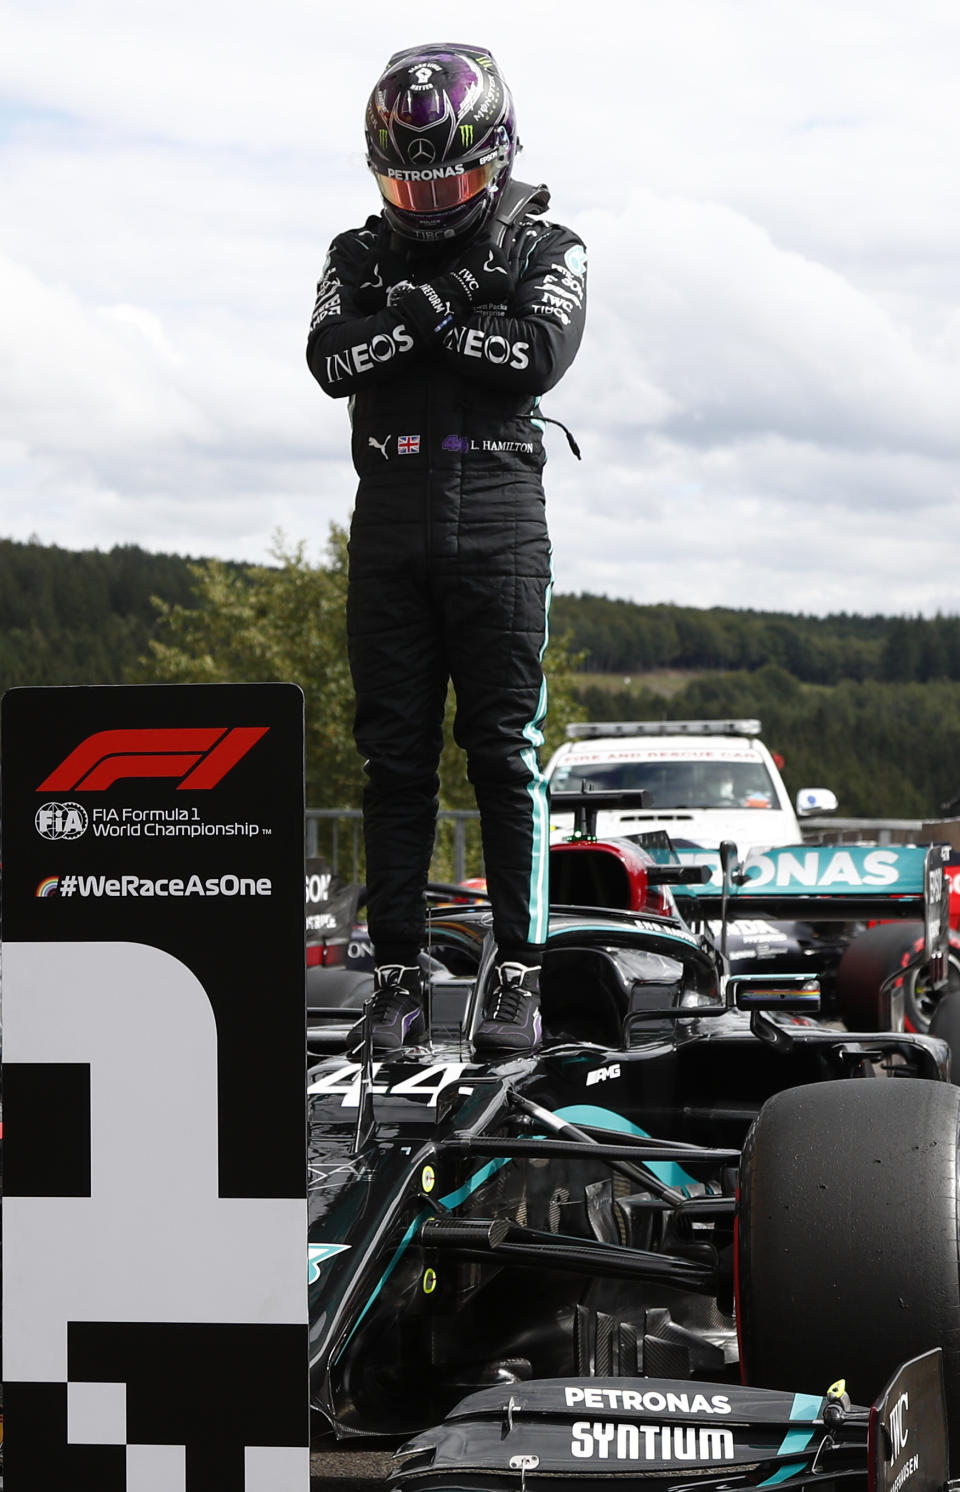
[37,727,269,792]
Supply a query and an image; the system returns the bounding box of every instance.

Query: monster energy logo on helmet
[460,124,474,146]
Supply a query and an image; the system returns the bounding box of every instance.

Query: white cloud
[0,254,210,452]
[2,0,960,613]
[577,194,960,458]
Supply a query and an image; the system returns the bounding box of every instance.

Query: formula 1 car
[303,800,960,1039]
[546,788,960,1036]
[306,802,960,1489]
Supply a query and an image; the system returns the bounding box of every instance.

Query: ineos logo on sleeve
[37,726,269,792]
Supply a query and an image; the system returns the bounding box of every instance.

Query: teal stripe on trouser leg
[523,557,553,945]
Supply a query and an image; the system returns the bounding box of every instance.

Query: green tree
[135,527,586,882]
[567,666,960,819]
[134,529,360,809]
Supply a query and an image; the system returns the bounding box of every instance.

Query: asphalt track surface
[311,1442,399,1490]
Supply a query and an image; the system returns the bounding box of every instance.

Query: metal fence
[800,816,960,848]
[306,809,960,883]
[306,808,482,884]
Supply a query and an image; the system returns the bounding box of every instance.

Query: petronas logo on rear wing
[673,843,938,896]
[666,843,949,954]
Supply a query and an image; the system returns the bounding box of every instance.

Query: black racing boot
[369,964,427,1052]
[474,962,542,1054]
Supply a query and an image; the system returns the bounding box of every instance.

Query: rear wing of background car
[664,842,950,968]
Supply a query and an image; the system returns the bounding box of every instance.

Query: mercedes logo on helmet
[408,138,436,164]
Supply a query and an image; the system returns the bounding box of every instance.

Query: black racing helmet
[365,43,518,243]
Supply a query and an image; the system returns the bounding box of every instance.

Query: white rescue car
[545,718,836,852]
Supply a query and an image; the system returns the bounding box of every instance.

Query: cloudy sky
[4,0,960,616]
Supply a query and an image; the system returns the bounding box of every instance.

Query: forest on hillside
[550,593,960,685]
[0,537,205,689]
[573,668,960,821]
[1,534,958,819]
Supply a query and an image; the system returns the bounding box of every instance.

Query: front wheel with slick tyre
[930,990,960,1082]
[738,1077,960,1470]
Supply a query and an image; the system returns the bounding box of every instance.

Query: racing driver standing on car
[306,42,587,1055]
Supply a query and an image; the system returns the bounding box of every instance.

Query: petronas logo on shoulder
[459,124,474,147]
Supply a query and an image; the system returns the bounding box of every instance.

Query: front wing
[391,1352,948,1492]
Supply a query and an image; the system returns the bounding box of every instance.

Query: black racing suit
[306,182,587,967]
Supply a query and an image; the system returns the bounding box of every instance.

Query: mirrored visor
[375,158,497,214]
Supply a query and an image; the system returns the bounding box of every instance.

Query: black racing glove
[397,278,465,342]
[397,243,513,343]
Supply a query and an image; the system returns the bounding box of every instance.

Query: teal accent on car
[335,1156,514,1362]
[758,1461,809,1486]
[333,1208,430,1361]
[547,919,700,949]
[772,1391,822,1455]
[438,1157,512,1211]
[308,1242,351,1284]
[755,1393,821,1485]
[553,1104,699,1191]
[790,1392,825,1420]
[777,1426,816,1456]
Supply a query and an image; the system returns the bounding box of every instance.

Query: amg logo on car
[585,1063,621,1087]
[571,1422,735,1462]
[37,727,269,792]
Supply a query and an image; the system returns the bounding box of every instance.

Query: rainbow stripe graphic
[35,877,60,898]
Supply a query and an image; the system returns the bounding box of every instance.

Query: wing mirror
[796,788,838,817]
[728,974,821,1013]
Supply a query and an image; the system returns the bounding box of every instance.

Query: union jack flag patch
[398,434,420,456]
